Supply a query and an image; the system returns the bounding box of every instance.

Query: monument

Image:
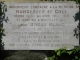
[2,1,79,50]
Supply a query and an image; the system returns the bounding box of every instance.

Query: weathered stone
[4,51,46,60]
[2,2,79,50]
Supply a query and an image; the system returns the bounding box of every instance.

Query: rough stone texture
[4,51,46,60]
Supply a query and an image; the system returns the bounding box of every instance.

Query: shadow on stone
[74,7,80,45]
[0,1,9,50]
[3,51,46,60]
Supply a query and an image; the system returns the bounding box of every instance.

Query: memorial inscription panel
[2,2,79,50]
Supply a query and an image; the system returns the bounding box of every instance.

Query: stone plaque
[2,2,79,50]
